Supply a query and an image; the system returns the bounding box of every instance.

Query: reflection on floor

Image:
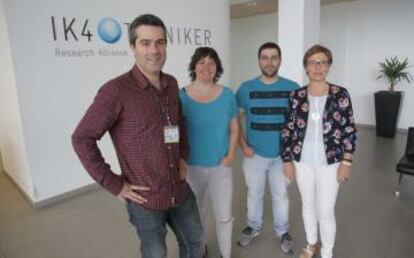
[1,127,414,258]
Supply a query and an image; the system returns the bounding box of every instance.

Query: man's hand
[118,182,150,204]
[179,158,188,180]
[242,146,254,158]
[337,163,351,183]
[283,162,296,181]
[221,154,235,167]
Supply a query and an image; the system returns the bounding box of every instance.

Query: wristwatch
[341,158,352,167]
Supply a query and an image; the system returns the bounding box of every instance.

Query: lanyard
[148,86,172,126]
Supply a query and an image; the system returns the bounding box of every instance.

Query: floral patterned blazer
[281,84,357,164]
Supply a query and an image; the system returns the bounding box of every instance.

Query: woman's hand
[337,163,351,183]
[221,154,234,166]
[283,162,296,181]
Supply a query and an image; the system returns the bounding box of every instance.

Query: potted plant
[375,56,413,138]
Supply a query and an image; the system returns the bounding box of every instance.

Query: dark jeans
[126,191,204,258]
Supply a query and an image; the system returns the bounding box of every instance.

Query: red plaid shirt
[72,65,190,210]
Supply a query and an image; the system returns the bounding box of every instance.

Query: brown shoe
[299,243,321,258]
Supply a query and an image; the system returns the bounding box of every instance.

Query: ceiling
[230,0,356,19]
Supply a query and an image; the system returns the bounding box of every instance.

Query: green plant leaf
[377,56,413,91]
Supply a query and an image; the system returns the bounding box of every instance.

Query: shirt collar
[131,64,169,90]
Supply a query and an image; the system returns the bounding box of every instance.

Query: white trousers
[187,165,234,258]
[295,161,340,258]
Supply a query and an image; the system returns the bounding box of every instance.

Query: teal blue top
[235,77,299,158]
[179,86,238,166]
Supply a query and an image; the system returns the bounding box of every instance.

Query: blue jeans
[243,154,290,236]
[126,191,204,258]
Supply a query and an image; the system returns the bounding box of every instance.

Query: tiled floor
[0,127,414,258]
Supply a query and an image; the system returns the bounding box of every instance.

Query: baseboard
[2,169,35,205]
[355,123,408,133]
[2,169,100,209]
[355,123,375,130]
[33,183,100,209]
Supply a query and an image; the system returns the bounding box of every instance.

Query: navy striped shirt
[236,77,299,158]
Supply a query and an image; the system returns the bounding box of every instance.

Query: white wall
[1,0,230,203]
[340,0,414,129]
[0,0,33,199]
[230,0,414,129]
[231,12,278,88]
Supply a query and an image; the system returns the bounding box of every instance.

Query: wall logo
[51,16,125,44]
[97,18,122,44]
[51,16,129,58]
[50,16,213,58]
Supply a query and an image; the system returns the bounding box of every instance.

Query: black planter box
[374,91,402,138]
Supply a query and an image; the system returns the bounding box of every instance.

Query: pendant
[311,112,320,120]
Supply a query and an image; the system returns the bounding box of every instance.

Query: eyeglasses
[307,60,330,67]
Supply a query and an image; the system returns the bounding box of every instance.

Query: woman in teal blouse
[179,47,239,258]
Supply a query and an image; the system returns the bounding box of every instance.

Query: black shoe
[238,226,262,247]
[279,232,294,254]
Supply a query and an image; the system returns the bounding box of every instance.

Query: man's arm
[71,84,124,196]
[237,109,254,158]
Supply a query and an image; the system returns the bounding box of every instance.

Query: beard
[260,65,278,78]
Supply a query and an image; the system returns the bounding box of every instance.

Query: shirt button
[167,145,172,150]
[169,163,174,168]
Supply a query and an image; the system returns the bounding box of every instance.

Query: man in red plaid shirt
[72,14,203,258]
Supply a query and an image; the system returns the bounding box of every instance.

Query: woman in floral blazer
[281,45,357,258]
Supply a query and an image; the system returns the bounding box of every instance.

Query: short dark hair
[128,14,166,46]
[188,47,224,83]
[303,44,333,68]
[258,42,282,59]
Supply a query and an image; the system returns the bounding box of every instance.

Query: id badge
[164,125,179,144]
